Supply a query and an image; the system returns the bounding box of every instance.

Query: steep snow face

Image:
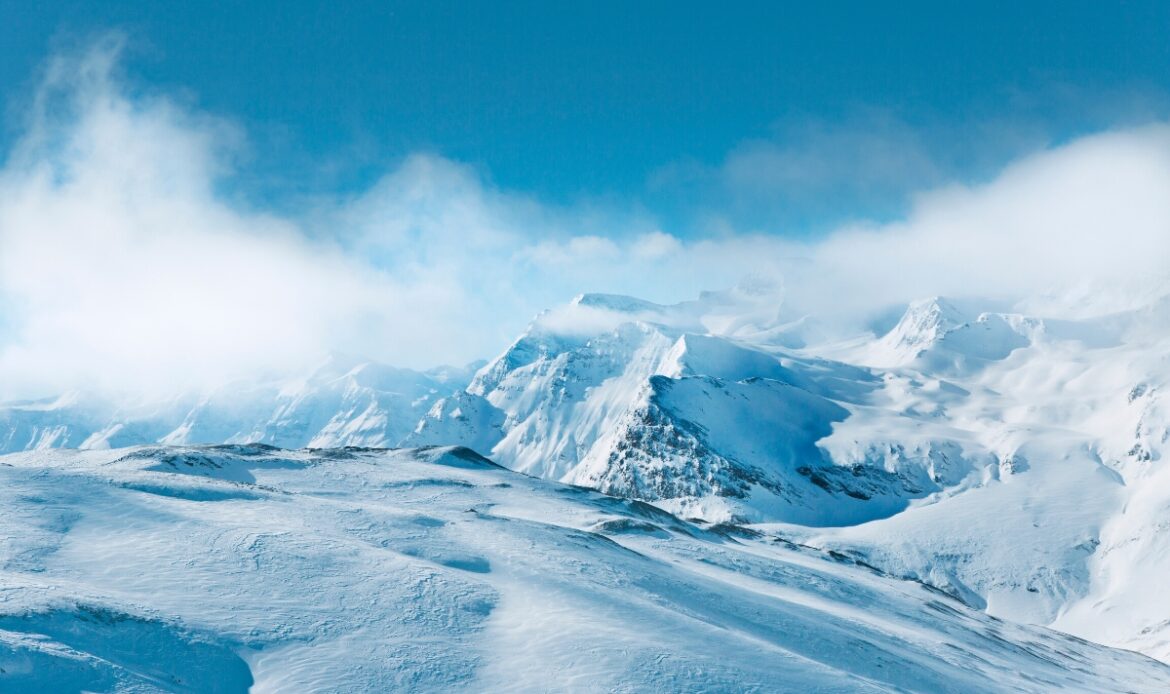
[568,375,846,519]
[479,322,681,481]
[2,444,1168,693]
[566,373,942,526]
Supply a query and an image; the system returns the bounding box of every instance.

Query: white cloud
[794,126,1170,320]
[0,41,486,397]
[0,39,1168,400]
[631,231,682,259]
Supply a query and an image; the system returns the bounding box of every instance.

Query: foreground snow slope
[3,444,1168,692]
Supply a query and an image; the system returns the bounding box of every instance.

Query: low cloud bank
[1,39,1167,399]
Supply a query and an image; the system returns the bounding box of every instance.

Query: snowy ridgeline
[10,291,1168,527]
[3,287,1170,677]
[1,444,1169,693]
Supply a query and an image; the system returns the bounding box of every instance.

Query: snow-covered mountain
[0,354,482,454]
[407,292,921,525]
[408,291,1034,525]
[2,444,1168,692]
[4,286,1170,681]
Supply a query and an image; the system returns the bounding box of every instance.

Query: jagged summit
[868,296,968,364]
[860,296,1039,369]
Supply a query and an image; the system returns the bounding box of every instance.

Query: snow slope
[1,444,1167,693]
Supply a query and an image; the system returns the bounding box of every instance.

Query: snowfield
[2,444,1169,693]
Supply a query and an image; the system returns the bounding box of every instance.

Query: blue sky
[4,1,1170,234]
[2,3,1170,396]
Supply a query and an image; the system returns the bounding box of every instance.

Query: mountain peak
[866,296,970,366]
